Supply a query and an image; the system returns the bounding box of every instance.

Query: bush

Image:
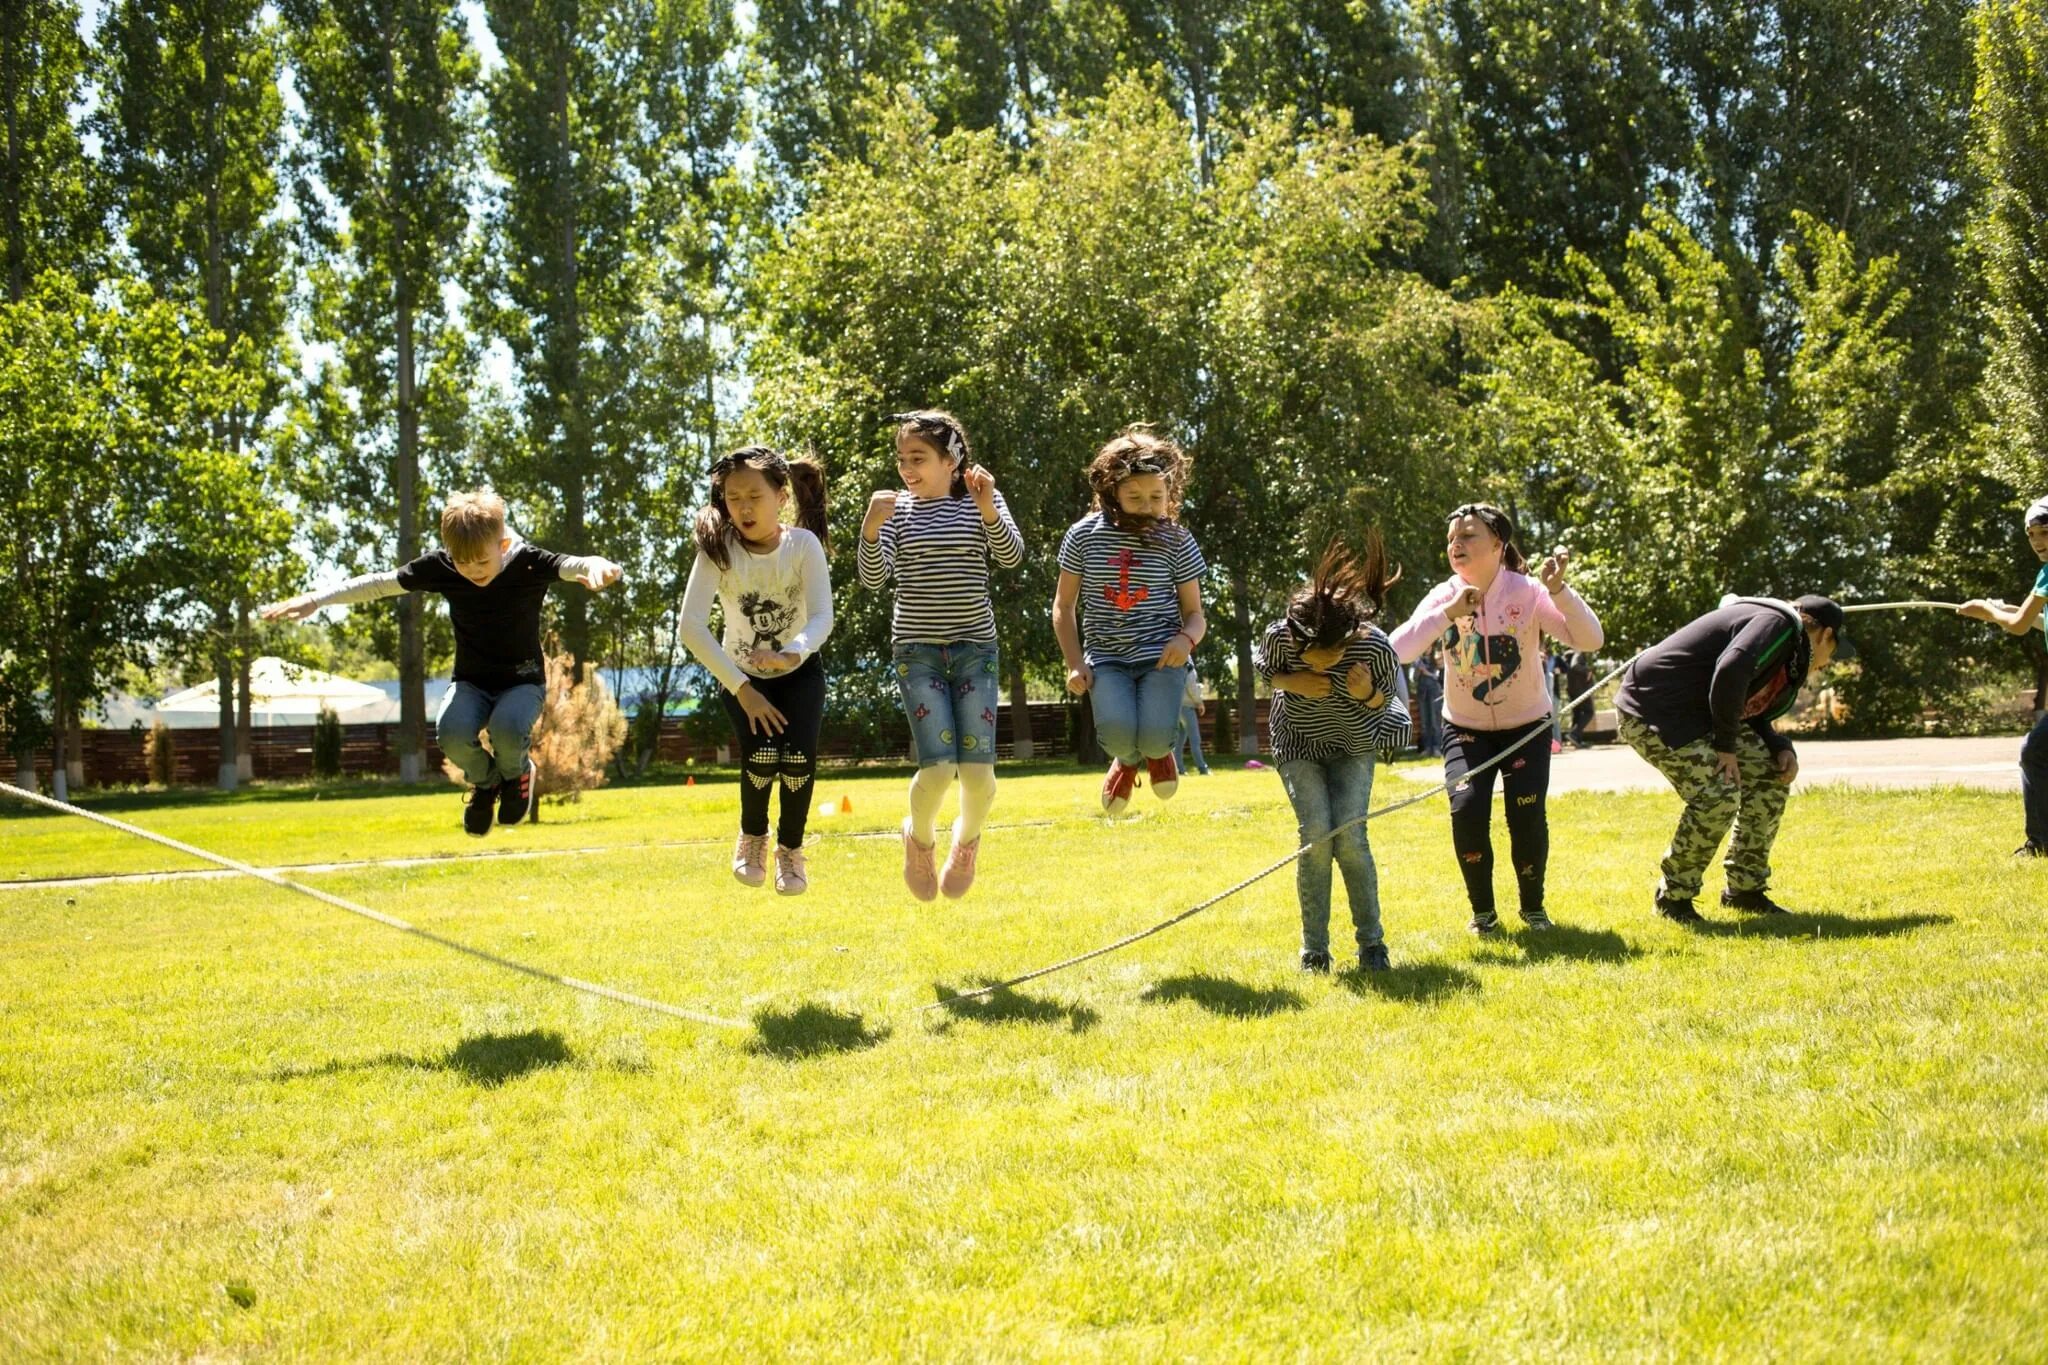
[312,705,343,780]
[145,719,177,786]
[529,648,627,811]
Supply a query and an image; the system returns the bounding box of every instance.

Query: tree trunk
[2,20,26,304]
[215,631,238,791]
[1008,661,1034,759]
[65,712,82,791]
[48,676,67,802]
[395,287,425,783]
[236,603,254,782]
[1231,565,1258,754]
[554,41,590,682]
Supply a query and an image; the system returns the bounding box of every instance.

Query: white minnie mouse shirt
[679,527,834,693]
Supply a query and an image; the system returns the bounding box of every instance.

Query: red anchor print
[1103,548,1150,612]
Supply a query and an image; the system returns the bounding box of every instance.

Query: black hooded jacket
[1614,601,1811,756]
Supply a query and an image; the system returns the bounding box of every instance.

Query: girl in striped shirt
[858,410,1025,900]
[1052,427,1209,816]
[1256,537,1410,973]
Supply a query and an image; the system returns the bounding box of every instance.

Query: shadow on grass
[747,1003,891,1060]
[1472,924,1645,967]
[1688,910,1953,940]
[1140,973,1305,1018]
[930,980,1098,1034]
[272,1028,597,1088]
[1336,959,1481,1004]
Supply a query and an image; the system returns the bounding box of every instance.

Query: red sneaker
[1145,754,1179,801]
[1100,760,1141,816]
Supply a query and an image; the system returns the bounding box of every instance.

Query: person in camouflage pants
[1619,714,1787,901]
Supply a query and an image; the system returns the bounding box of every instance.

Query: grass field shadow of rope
[1140,973,1307,1018]
[1687,910,1953,940]
[1336,959,1482,1004]
[929,980,1099,1033]
[748,1003,892,1059]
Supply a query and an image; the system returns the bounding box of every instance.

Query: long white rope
[0,780,750,1030]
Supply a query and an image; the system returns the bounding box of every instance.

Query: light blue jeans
[1178,704,1210,774]
[436,681,544,786]
[1089,661,1188,766]
[1279,754,1383,953]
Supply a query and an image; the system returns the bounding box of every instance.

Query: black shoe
[1468,910,1501,936]
[463,784,499,837]
[1300,949,1333,974]
[2014,843,2048,860]
[1519,906,1554,931]
[1654,895,1704,925]
[1359,943,1391,972]
[1722,888,1789,915]
[498,758,536,827]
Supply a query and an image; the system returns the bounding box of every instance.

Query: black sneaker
[1519,906,1554,931]
[1721,888,1789,915]
[1468,910,1501,936]
[1359,942,1391,972]
[1299,949,1333,974]
[2014,843,2048,860]
[498,758,536,827]
[1654,895,1704,925]
[463,784,499,837]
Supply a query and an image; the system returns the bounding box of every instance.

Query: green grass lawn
[3,765,2045,1357]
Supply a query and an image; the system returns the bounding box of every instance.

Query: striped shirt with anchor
[1056,511,1208,665]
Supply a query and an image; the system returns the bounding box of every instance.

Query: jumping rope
[0,779,750,1030]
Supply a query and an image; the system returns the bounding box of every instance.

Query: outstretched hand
[260,595,317,623]
[577,558,624,591]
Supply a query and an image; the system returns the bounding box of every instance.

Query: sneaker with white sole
[774,844,808,896]
[1145,754,1179,801]
[939,826,980,898]
[497,757,536,827]
[732,832,769,887]
[902,819,939,901]
[1101,760,1140,816]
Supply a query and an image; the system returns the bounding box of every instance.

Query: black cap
[1794,594,1856,660]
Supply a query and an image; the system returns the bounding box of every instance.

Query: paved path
[1398,735,2027,794]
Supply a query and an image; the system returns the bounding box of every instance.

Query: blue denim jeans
[436,681,545,786]
[2022,710,2048,850]
[894,641,1000,768]
[1177,704,1210,774]
[1089,661,1187,765]
[1278,754,1383,952]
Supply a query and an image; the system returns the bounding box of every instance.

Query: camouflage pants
[1619,714,1788,900]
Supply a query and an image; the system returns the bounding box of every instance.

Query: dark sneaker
[1359,942,1391,972]
[1654,895,1704,924]
[463,784,499,838]
[1519,906,1554,931]
[498,757,536,827]
[2013,843,2048,859]
[1299,949,1332,974]
[1722,888,1789,915]
[1468,909,1501,936]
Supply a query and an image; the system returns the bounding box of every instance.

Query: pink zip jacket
[1389,569,1604,731]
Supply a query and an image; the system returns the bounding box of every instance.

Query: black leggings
[1443,717,1553,916]
[718,655,826,848]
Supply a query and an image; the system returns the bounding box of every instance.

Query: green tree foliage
[1973,0,2048,491]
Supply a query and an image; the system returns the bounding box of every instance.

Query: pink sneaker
[1100,760,1140,816]
[940,825,980,899]
[774,844,809,896]
[901,819,938,901]
[1145,754,1180,801]
[732,832,769,887]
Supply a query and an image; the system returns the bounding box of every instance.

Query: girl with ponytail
[679,446,835,895]
[1255,534,1410,973]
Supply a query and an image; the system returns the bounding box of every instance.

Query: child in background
[858,411,1025,900]
[1257,537,1410,973]
[1052,427,1209,816]
[1389,503,1602,933]
[1177,666,1212,777]
[262,490,623,837]
[1958,496,2048,858]
[678,446,834,895]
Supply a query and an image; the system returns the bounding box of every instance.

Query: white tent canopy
[154,657,392,726]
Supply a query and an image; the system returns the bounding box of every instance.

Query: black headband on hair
[713,447,786,478]
[1448,502,1514,541]
[891,413,967,464]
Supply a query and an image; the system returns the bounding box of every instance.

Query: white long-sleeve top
[678,527,834,694]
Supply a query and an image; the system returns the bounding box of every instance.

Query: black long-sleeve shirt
[1614,601,1811,756]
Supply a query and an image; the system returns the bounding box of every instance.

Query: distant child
[1958,495,2048,858]
[679,446,834,894]
[1411,647,1445,757]
[1389,503,1603,933]
[1177,665,1212,777]
[261,490,623,836]
[1052,427,1208,816]
[1256,537,1410,973]
[858,411,1024,900]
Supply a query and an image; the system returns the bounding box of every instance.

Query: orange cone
[686,775,696,787]
[839,795,853,814]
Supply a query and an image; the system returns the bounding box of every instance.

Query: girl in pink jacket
[1390,503,1603,934]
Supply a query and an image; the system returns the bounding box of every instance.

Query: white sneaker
[732,832,769,887]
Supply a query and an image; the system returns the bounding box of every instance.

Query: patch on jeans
[981,708,995,728]
[897,663,911,678]
[1462,851,1485,864]
[914,703,930,721]
[957,678,976,697]
[962,735,979,751]
[940,729,954,745]
[929,677,950,694]
[1512,757,1527,770]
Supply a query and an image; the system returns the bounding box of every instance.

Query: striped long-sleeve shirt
[857,489,1024,644]
[1255,620,1411,764]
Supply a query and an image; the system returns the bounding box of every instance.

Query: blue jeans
[1279,754,1383,952]
[894,641,1000,768]
[2023,711,2048,850]
[1177,704,1210,774]
[436,681,545,786]
[1090,661,1187,765]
